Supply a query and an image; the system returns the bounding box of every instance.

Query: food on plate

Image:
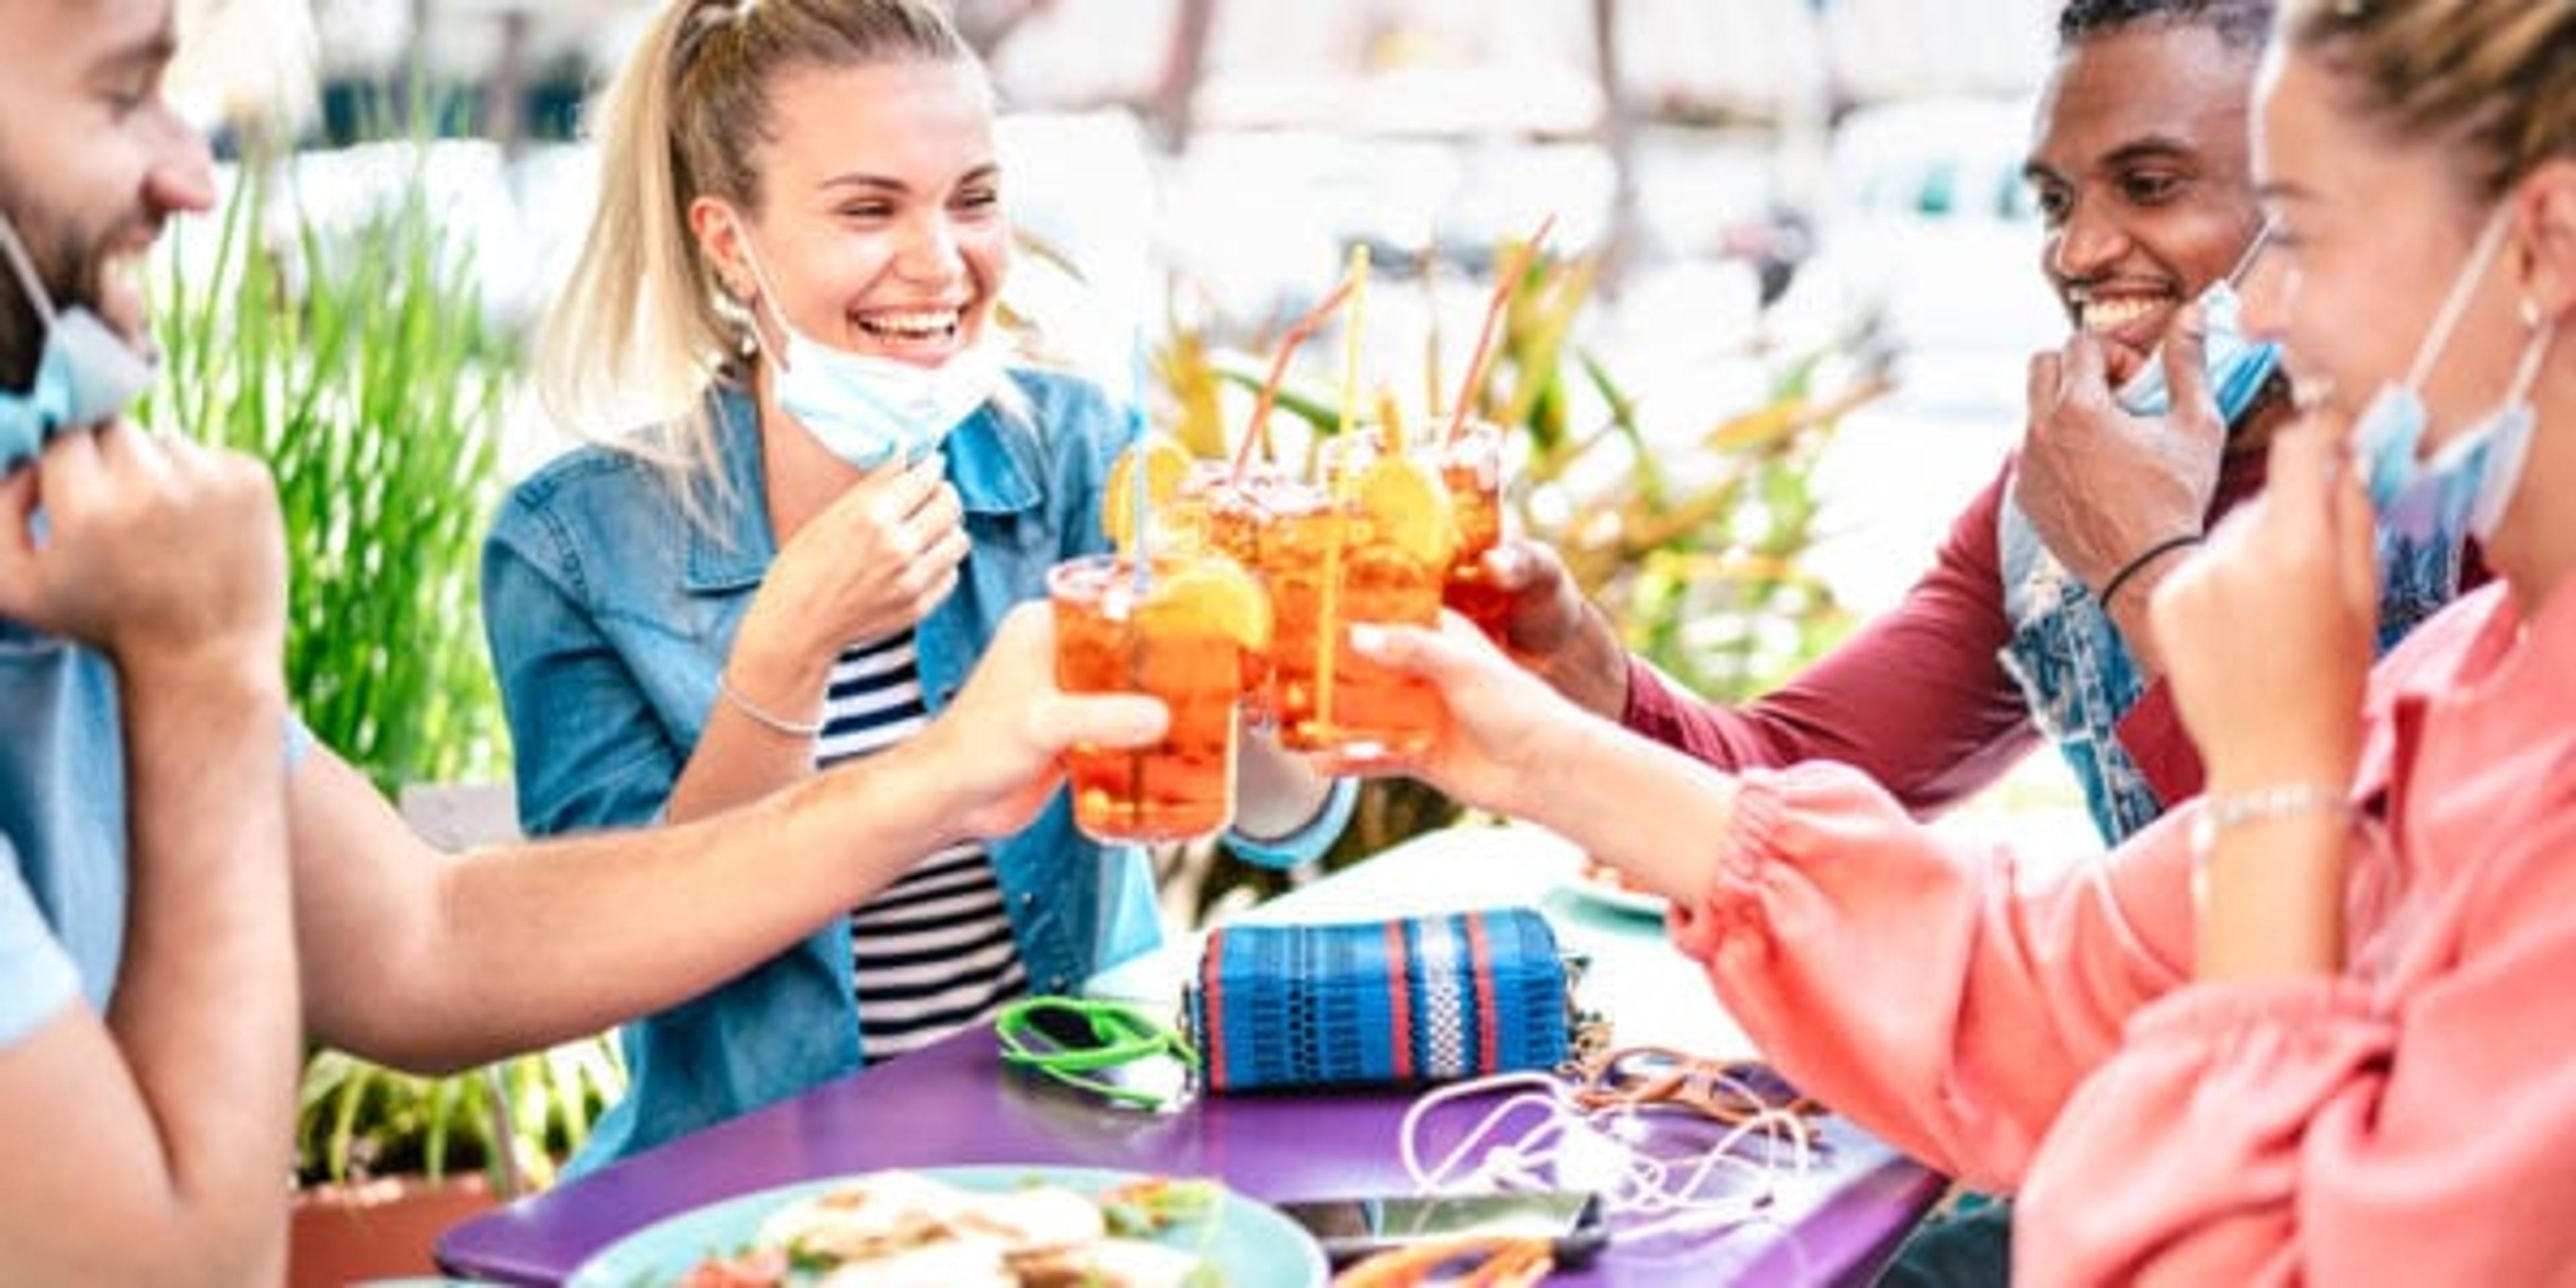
[677,1171,1223,1287]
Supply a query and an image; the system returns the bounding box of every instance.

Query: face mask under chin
[0,212,154,469]
[2350,208,2557,545]
[729,225,1003,470]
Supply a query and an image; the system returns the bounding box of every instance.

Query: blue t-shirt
[0,624,131,1045]
[0,619,309,1048]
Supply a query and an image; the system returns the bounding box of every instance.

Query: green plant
[295,1040,627,1191]
[149,161,507,796]
[146,152,621,1189]
[1154,239,1884,910]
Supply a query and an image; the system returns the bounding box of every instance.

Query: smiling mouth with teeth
[2075,294,2174,335]
[857,309,965,346]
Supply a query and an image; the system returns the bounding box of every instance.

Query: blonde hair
[537,0,981,498]
[2284,0,2576,201]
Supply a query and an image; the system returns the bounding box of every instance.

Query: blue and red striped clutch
[1185,908,1574,1093]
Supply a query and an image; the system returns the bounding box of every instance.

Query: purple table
[437,1021,1941,1285]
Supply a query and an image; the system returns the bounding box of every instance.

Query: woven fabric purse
[1185,908,1578,1094]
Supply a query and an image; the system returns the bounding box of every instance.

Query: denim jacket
[1997,496,2464,845]
[483,370,1350,1169]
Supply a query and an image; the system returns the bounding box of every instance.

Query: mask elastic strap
[0,213,60,327]
[2404,208,2517,392]
[2224,219,2277,288]
[2504,316,2559,409]
[726,217,798,371]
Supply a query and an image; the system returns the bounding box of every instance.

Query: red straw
[1233,278,1356,482]
[1445,214,1557,445]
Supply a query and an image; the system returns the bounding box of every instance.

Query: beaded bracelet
[2188,782,2356,859]
[716,672,823,739]
[2098,533,2203,611]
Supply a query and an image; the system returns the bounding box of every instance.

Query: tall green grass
[146,159,508,794]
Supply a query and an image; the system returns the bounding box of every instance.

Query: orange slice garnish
[1102,435,1196,553]
[1349,453,1456,570]
[1142,557,1273,654]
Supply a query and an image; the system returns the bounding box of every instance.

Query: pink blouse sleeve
[1666,762,2195,1190]
[2015,806,2576,1285]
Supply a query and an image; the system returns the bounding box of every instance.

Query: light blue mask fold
[2353,209,2557,543]
[2112,277,2282,427]
[0,215,154,471]
[734,231,1002,471]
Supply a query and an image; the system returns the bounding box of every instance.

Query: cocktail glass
[1429,421,1509,638]
[1049,552,1268,843]
[1265,435,1453,773]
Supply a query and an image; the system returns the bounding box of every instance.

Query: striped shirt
[814,631,1026,1063]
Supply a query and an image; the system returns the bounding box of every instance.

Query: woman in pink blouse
[1356,1,2576,1281]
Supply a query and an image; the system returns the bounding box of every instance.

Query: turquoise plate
[565,1164,1328,1287]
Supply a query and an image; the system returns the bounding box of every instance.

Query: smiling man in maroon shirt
[1493,0,2473,855]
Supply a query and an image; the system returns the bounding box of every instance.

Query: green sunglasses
[996,996,1200,1110]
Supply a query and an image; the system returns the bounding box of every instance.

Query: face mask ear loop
[2504,315,2559,410]
[2405,208,2518,393]
[2224,219,2277,289]
[0,215,61,327]
[726,217,796,372]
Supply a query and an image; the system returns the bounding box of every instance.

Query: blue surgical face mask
[735,231,1002,471]
[0,212,155,471]
[2113,231,2282,427]
[2352,208,2557,543]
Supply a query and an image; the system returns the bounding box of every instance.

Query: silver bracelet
[716,672,823,739]
[2188,782,2355,858]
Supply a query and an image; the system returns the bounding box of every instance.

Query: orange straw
[1444,214,1557,445]
[1232,278,1356,482]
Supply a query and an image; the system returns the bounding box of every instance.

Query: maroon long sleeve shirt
[1621,449,2279,818]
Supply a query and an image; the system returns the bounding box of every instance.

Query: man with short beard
[1493,0,2472,849]
[0,3,1177,1278]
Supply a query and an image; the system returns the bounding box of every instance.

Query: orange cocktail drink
[1430,421,1509,637]
[1267,436,1452,772]
[1049,552,1268,843]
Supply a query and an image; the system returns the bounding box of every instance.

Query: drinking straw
[1126,408,1154,600]
[1317,244,1370,735]
[1232,279,1356,483]
[1444,214,1557,446]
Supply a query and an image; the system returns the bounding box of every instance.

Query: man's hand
[1481,538,1631,719]
[0,425,285,684]
[2013,307,2225,598]
[906,602,1169,841]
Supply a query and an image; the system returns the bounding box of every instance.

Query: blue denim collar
[683,381,1044,595]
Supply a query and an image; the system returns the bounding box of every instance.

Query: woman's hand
[741,453,969,676]
[2151,409,2375,794]
[1348,614,1593,818]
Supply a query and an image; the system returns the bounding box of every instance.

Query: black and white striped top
[814,631,1026,1063]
